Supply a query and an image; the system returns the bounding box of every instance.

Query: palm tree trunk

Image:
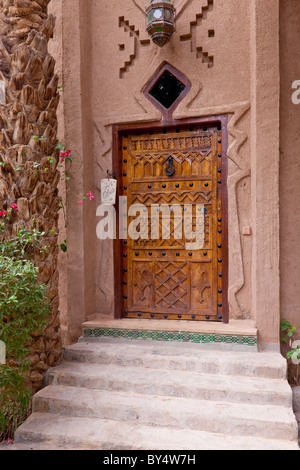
[0,0,61,392]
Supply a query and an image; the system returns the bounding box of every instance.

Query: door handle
[164,156,175,177]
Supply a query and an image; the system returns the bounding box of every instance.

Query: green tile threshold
[82,319,257,348]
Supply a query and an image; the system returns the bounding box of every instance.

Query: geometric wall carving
[118,16,150,79]
[179,0,214,68]
[119,0,215,78]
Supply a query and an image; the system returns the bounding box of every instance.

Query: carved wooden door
[119,124,227,322]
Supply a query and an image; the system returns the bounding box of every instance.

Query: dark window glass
[149,71,186,109]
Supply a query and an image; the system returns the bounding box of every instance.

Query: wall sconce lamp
[146,0,176,48]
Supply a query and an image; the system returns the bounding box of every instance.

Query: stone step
[32,384,298,441]
[48,361,292,407]
[0,441,72,451]
[63,338,288,380]
[15,412,299,451]
[12,338,299,450]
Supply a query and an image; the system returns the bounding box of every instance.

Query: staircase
[13,337,299,450]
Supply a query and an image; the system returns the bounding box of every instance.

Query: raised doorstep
[82,318,258,351]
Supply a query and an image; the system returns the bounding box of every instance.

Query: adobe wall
[83,0,253,326]
[51,0,288,349]
[279,0,300,339]
[48,0,69,344]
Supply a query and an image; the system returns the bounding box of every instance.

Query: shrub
[0,229,50,441]
[281,318,300,386]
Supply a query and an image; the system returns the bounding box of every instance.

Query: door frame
[112,115,229,324]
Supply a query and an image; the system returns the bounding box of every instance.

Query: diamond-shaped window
[149,71,186,110]
[144,64,191,118]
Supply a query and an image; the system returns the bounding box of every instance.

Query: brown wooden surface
[113,117,228,323]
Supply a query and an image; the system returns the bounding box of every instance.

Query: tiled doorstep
[81,318,258,351]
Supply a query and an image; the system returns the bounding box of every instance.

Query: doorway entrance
[113,118,228,323]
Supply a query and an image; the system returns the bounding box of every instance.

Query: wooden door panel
[191,263,213,311]
[130,261,153,309]
[119,125,226,322]
[154,261,190,313]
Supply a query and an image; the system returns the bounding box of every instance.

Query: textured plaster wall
[279,0,300,339]
[89,0,253,323]
[250,0,280,349]
[48,0,70,344]
[50,0,287,347]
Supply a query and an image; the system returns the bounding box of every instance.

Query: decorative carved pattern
[133,267,152,302]
[131,207,211,250]
[179,0,215,67]
[227,103,251,319]
[121,127,225,321]
[129,133,213,180]
[154,262,189,310]
[130,134,213,151]
[191,264,212,309]
[118,16,150,78]
[119,0,215,78]
[180,0,214,68]
[131,192,212,206]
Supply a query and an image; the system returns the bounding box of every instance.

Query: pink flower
[79,200,84,205]
[60,149,72,163]
[87,191,94,201]
[11,203,18,211]
[7,439,13,444]
[89,195,94,201]
[3,210,7,216]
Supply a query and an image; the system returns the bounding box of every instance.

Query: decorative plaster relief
[118,16,150,79]
[98,100,251,320]
[179,0,214,67]
[227,103,251,319]
[119,0,215,78]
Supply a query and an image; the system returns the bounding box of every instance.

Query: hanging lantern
[146,0,176,48]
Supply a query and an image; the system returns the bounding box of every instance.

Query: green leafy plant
[281,318,300,385]
[0,134,94,440]
[0,224,48,259]
[0,230,50,441]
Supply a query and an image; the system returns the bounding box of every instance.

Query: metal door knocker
[164,156,175,177]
